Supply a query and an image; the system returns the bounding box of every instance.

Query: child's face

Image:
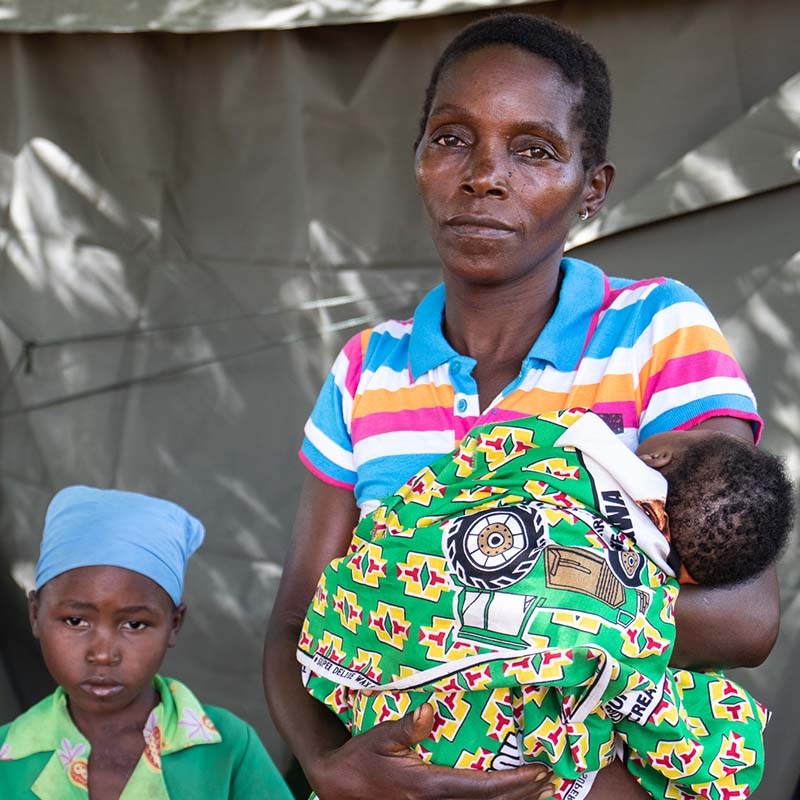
[28,565,185,725]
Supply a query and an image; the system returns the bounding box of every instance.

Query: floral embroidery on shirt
[57,739,88,788]
[178,708,217,742]
[56,739,85,769]
[143,712,164,772]
[68,758,89,789]
[0,742,11,760]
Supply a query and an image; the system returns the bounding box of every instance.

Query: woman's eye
[518,146,553,160]
[432,133,466,147]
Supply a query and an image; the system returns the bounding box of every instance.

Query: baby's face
[29,565,184,727]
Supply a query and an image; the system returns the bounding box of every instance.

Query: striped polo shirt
[301,258,761,514]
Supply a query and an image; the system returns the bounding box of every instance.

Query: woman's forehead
[438,45,576,99]
[431,44,581,125]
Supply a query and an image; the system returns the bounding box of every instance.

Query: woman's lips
[445,214,515,238]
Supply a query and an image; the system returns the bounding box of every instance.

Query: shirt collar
[408,258,607,380]
[408,283,459,380]
[1,677,221,799]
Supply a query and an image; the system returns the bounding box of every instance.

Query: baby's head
[636,430,794,586]
[28,486,204,721]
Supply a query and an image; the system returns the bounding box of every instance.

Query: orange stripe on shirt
[353,385,456,417]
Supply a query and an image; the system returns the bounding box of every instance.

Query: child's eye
[123,620,149,631]
[64,617,86,628]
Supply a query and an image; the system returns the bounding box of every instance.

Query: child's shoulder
[0,690,58,746]
[159,677,267,760]
[0,695,60,800]
[201,703,260,742]
[160,680,293,799]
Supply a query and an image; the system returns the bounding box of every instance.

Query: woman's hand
[307,702,555,800]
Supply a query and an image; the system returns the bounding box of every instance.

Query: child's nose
[86,629,121,665]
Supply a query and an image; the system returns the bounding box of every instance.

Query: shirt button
[456,398,468,413]
[451,361,461,374]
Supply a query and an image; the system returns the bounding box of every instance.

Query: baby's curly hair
[663,435,794,586]
[415,13,612,170]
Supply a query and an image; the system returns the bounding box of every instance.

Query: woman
[264,14,778,800]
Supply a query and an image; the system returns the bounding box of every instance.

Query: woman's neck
[441,266,562,412]
[442,267,561,366]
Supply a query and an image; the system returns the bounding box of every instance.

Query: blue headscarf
[35,486,205,605]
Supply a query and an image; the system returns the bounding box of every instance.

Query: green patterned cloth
[299,409,768,800]
[0,675,293,800]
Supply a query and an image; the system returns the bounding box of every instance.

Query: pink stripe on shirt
[642,350,745,410]
[298,450,355,490]
[342,335,366,399]
[354,408,456,440]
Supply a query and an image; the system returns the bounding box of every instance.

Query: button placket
[450,358,477,417]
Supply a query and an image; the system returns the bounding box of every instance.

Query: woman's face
[415,44,605,287]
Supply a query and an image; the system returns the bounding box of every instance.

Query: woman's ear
[28,590,41,639]
[582,161,616,218]
[168,603,187,648]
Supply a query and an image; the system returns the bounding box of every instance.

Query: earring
[579,210,589,220]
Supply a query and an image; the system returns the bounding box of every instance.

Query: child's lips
[81,678,124,698]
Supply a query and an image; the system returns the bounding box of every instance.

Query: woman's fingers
[311,702,555,800]
[355,704,555,800]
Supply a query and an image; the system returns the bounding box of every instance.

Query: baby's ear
[638,448,674,470]
[27,590,41,639]
[168,603,187,648]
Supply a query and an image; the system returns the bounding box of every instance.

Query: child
[0,486,294,800]
[298,408,793,800]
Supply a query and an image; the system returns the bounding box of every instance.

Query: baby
[0,486,294,800]
[299,408,793,800]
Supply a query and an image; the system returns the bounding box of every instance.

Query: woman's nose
[460,144,509,198]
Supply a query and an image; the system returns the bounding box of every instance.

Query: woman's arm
[263,474,359,783]
[670,415,780,669]
[671,570,780,669]
[263,472,554,800]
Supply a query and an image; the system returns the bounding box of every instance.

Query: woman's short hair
[416,13,612,170]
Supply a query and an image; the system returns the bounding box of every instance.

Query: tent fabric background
[0,0,798,796]
[0,0,551,32]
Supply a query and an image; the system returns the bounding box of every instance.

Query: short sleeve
[228,722,294,800]
[633,279,762,441]
[198,705,294,800]
[299,331,367,489]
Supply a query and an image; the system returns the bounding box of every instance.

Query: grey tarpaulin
[0,0,798,796]
[0,0,550,32]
